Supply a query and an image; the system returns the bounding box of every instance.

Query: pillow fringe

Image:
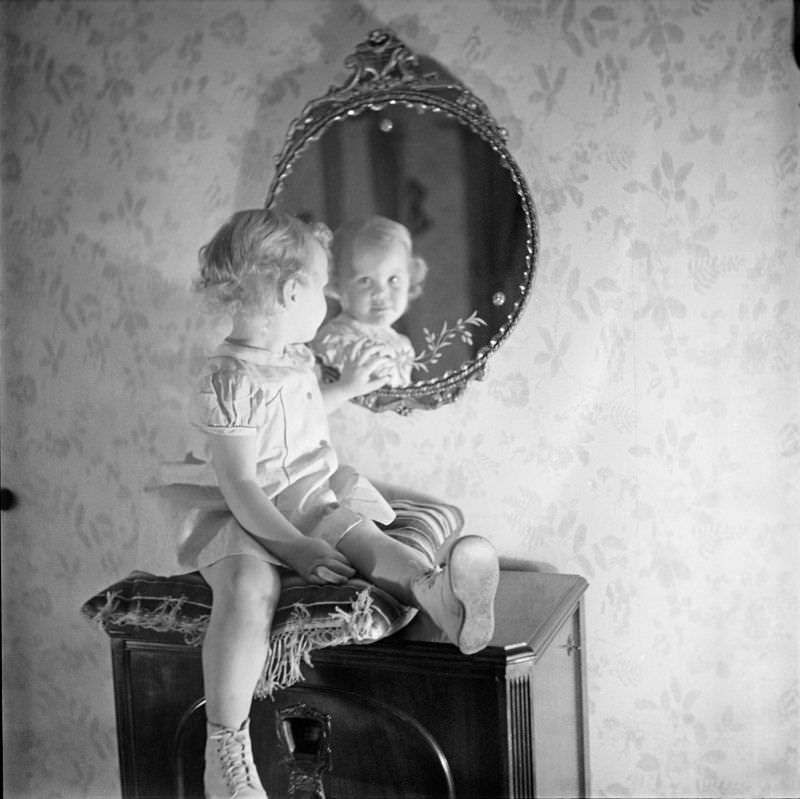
[255,587,379,698]
[87,587,384,698]
[88,591,210,646]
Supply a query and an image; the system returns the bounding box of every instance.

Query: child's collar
[224,336,281,354]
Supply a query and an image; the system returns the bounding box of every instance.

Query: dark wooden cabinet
[107,570,589,798]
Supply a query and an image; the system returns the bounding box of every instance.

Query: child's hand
[318,340,397,410]
[338,340,394,396]
[282,537,356,585]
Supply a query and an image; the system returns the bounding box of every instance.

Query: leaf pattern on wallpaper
[487,371,530,407]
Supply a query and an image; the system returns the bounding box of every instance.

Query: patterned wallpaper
[2,1,798,797]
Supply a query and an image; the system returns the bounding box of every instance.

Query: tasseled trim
[87,587,380,698]
[254,588,379,698]
[89,591,209,645]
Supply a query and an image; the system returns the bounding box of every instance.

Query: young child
[312,215,428,388]
[167,209,499,799]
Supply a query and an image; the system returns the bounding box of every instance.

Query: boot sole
[448,536,500,655]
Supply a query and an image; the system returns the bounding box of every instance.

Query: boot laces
[214,727,261,793]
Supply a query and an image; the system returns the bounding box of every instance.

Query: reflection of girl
[312,216,427,388]
[159,209,498,799]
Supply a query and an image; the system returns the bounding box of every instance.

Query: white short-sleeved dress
[158,339,395,570]
[312,315,415,388]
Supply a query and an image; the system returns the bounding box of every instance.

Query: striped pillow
[81,498,461,695]
[380,498,463,562]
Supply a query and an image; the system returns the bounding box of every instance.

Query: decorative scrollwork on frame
[341,28,421,90]
[268,29,512,204]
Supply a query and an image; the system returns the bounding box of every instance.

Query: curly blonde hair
[195,208,332,314]
[330,215,428,301]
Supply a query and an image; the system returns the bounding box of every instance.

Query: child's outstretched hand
[279,537,356,585]
[337,340,394,396]
[320,340,395,411]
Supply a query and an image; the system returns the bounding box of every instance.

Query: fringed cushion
[81,570,415,697]
[81,498,461,696]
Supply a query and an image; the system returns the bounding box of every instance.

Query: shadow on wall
[232,5,444,211]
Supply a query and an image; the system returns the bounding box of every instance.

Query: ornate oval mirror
[266,29,537,413]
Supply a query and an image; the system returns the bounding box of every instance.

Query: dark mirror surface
[278,105,528,383]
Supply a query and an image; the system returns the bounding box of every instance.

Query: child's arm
[208,433,355,584]
[320,341,393,412]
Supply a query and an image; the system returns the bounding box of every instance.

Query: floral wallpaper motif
[1,1,798,797]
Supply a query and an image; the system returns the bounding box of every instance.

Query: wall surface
[1,1,798,797]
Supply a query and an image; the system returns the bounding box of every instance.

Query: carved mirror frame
[265,29,537,414]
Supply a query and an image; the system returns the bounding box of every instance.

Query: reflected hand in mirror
[267,29,537,413]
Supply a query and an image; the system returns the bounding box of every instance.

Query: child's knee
[209,556,281,608]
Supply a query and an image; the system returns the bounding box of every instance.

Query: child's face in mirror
[338,241,411,328]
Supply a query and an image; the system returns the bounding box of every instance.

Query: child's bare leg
[333,520,499,655]
[200,555,280,799]
[331,520,429,605]
[201,555,281,726]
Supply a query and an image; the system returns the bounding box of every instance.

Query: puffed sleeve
[317,317,376,372]
[190,356,272,435]
[311,322,348,373]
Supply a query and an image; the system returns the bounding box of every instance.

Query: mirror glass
[267,30,537,413]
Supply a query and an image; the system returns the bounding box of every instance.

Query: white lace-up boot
[410,534,499,655]
[204,718,268,799]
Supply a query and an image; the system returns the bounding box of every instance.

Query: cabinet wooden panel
[530,609,587,798]
[106,570,589,798]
